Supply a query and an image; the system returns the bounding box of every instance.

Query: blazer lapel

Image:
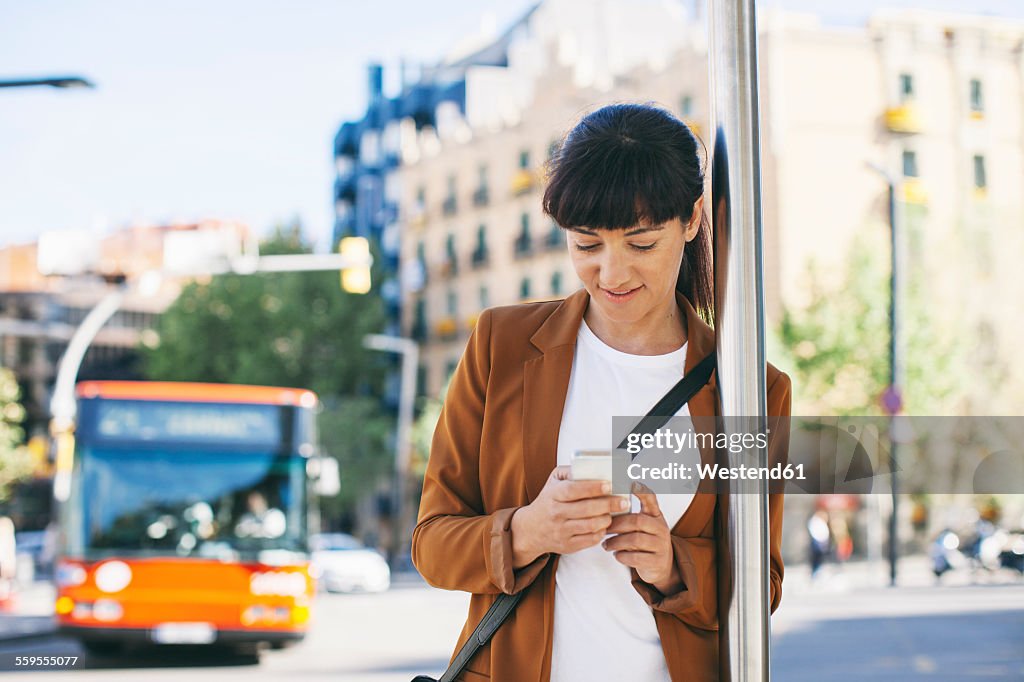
[522,289,590,501]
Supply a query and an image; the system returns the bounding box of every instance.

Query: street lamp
[361,334,418,570]
[0,76,95,90]
[866,161,902,588]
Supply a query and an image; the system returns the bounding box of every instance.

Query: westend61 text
[627,462,805,481]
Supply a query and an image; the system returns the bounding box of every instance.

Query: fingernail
[601,482,612,494]
[619,498,629,510]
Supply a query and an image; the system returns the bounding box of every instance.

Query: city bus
[54,381,336,656]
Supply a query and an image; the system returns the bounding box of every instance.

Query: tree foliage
[0,367,31,503]
[777,230,966,416]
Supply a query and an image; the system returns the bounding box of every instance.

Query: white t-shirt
[549,319,701,682]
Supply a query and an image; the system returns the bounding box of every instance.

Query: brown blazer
[412,288,792,682]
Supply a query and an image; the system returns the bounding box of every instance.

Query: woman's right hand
[510,465,630,567]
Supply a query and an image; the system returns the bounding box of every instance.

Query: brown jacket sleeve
[411,309,552,595]
[629,370,792,629]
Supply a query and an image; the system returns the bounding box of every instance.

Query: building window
[680,94,693,117]
[901,150,918,178]
[899,73,914,102]
[445,234,458,274]
[479,285,489,309]
[514,213,533,258]
[547,139,559,161]
[969,79,984,113]
[474,164,489,206]
[472,224,489,267]
[519,149,531,169]
[551,271,563,296]
[417,364,429,398]
[416,186,426,206]
[973,155,987,189]
[520,277,532,300]
[412,299,427,341]
[447,290,458,317]
[443,175,457,215]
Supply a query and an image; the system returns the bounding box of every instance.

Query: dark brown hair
[542,103,713,321]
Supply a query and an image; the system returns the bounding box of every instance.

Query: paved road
[1,572,1021,680]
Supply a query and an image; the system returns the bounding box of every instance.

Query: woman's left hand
[602,483,682,595]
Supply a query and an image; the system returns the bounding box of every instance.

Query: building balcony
[434,316,458,340]
[511,169,536,196]
[472,187,490,207]
[899,178,927,205]
[442,196,457,216]
[470,247,489,269]
[407,202,427,229]
[436,258,457,278]
[884,103,922,134]
[513,235,533,259]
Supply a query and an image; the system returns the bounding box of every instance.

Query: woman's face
[567,201,701,329]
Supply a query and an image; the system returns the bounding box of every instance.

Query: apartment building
[394,5,1024,405]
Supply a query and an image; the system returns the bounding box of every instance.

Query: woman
[412,103,791,681]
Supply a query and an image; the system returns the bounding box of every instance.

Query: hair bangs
[544,140,691,230]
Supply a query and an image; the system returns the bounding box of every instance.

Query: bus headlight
[95,561,132,593]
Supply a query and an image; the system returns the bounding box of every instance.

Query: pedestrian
[411,103,792,681]
[808,510,831,579]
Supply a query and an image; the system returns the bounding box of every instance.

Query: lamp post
[867,161,901,588]
[361,334,418,570]
[0,76,95,90]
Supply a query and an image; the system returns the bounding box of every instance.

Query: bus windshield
[70,446,307,562]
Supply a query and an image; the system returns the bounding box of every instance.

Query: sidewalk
[0,581,56,642]
[783,553,1023,595]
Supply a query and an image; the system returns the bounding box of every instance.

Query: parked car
[310,533,390,593]
[14,529,56,582]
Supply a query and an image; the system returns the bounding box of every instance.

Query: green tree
[777,230,967,416]
[142,223,393,518]
[0,367,31,503]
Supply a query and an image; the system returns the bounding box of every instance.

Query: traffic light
[339,237,372,294]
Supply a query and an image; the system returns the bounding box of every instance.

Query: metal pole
[866,163,901,587]
[362,334,419,569]
[886,181,900,588]
[708,0,770,680]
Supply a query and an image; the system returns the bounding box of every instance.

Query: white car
[310,533,391,593]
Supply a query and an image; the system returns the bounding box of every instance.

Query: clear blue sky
[2,0,1021,251]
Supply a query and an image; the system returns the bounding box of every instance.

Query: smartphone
[570,450,631,515]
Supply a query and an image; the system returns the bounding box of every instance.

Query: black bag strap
[617,351,717,455]
[417,351,716,682]
[427,590,523,682]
